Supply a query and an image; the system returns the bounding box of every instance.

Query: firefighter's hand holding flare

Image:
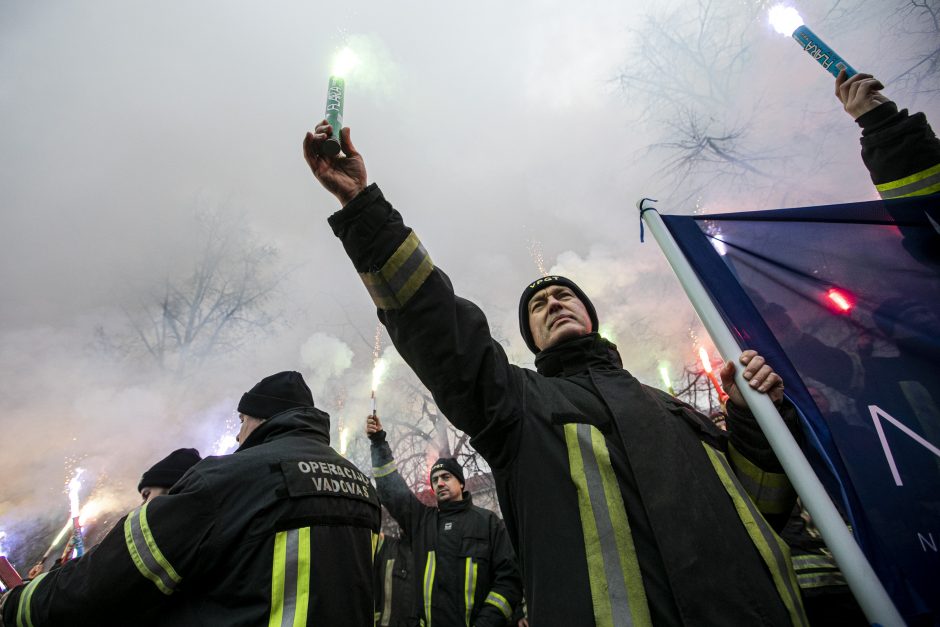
[720,349,785,408]
[304,122,367,206]
[836,70,890,120]
[365,413,383,436]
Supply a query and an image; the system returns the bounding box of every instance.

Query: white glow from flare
[598,323,618,344]
[699,347,714,374]
[659,364,672,390]
[68,468,85,518]
[768,5,804,36]
[371,358,388,392]
[213,433,238,455]
[331,47,360,78]
[339,427,351,455]
[0,530,8,556]
[78,494,121,526]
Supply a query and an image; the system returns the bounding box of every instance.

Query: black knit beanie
[138,448,202,493]
[429,457,465,487]
[518,275,599,354]
[238,371,314,420]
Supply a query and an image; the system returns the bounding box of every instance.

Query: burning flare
[68,468,85,519]
[768,4,804,36]
[331,46,360,78]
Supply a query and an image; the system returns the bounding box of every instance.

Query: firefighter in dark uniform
[366,414,522,627]
[0,371,380,627]
[304,125,809,626]
[374,530,415,627]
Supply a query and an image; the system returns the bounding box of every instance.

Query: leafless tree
[96,211,284,376]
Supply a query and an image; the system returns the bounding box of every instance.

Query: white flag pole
[639,199,905,627]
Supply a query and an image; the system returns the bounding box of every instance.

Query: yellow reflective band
[269,528,311,627]
[372,460,398,478]
[373,532,382,561]
[381,558,396,626]
[792,554,838,571]
[268,531,288,627]
[484,591,511,620]
[564,423,652,627]
[876,162,940,198]
[358,232,434,310]
[796,570,846,589]
[16,572,47,627]
[123,504,180,595]
[423,551,436,627]
[464,558,479,625]
[294,527,311,627]
[728,443,795,515]
[704,445,809,627]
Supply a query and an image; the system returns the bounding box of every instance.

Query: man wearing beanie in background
[306,127,808,626]
[365,413,522,627]
[138,448,202,503]
[1,371,380,627]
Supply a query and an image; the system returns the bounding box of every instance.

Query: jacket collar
[236,406,331,452]
[438,491,473,513]
[534,333,624,377]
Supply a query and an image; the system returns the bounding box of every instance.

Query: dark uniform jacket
[374,532,416,627]
[2,407,381,627]
[328,186,808,627]
[370,431,522,627]
[857,100,940,199]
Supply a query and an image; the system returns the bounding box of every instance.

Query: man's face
[527,285,593,351]
[431,471,464,503]
[236,413,264,444]
[139,486,168,504]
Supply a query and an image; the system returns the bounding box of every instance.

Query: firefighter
[0,371,380,627]
[137,448,202,504]
[367,414,522,627]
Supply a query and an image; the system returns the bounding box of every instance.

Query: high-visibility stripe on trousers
[124,503,182,596]
[563,423,652,627]
[268,527,311,627]
[704,445,809,627]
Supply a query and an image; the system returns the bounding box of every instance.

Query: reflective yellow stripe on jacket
[372,460,398,478]
[379,557,396,626]
[704,444,809,627]
[268,527,311,627]
[123,503,182,596]
[876,163,940,199]
[564,423,652,627]
[727,442,795,516]
[359,231,434,310]
[792,553,847,590]
[15,572,47,627]
[423,551,437,627]
[464,557,479,626]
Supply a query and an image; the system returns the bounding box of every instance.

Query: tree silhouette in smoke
[96,210,285,376]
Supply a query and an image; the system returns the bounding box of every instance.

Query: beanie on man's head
[518,275,599,354]
[429,457,465,487]
[138,448,202,493]
[238,371,314,420]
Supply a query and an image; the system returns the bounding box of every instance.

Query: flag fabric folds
[660,195,940,624]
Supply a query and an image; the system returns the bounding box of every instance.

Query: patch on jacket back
[280,460,378,505]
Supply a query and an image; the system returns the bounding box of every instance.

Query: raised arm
[367,414,431,534]
[304,124,525,467]
[836,70,940,199]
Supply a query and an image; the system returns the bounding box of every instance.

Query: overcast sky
[1,0,937,559]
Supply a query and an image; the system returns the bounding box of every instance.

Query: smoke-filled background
[1,0,938,568]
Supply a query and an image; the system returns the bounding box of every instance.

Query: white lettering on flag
[869,405,940,486]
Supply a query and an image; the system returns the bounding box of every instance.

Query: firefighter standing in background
[367,414,522,627]
[0,371,380,627]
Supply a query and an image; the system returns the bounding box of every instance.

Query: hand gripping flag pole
[639,198,905,627]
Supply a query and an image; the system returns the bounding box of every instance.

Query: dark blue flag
[661,195,940,624]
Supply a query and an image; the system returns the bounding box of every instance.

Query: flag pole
[639,199,905,627]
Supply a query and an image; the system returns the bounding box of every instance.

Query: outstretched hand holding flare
[304,121,367,206]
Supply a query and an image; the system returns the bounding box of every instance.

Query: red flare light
[826,288,854,313]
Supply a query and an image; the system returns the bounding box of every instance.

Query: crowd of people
[0,70,937,626]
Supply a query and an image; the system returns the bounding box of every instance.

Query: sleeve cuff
[327,183,382,234]
[857,101,899,132]
[368,429,387,443]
